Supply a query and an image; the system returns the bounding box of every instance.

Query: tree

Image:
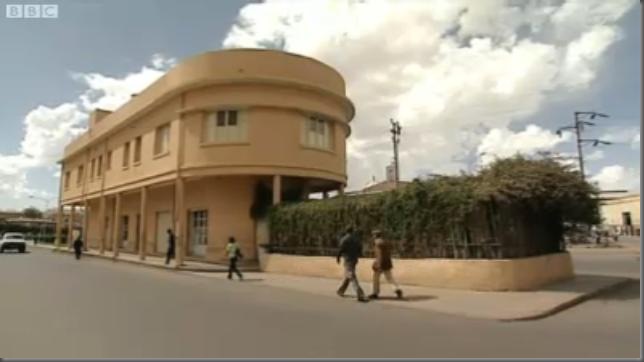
[23,207,43,219]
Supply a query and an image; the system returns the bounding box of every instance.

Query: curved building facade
[56,49,355,264]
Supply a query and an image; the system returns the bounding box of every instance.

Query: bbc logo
[6,4,59,18]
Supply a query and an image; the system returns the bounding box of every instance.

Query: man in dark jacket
[73,234,83,260]
[336,226,367,302]
[165,229,175,265]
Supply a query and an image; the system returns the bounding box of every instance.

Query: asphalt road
[0,247,639,358]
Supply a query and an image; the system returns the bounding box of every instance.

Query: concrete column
[174,178,186,268]
[111,193,121,259]
[98,196,106,255]
[82,200,89,251]
[139,186,148,261]
[67,205,75,249]
[54,205,63,249]
[300,181,310,201]
[272,175,282,205]
[338,185,345,196]
[322,191,329,200]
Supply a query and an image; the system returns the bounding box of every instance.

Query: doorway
[188,209,208,257]
[155,211,172,254]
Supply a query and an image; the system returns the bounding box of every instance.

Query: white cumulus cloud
[0,54,175,202]
[632,133,640,149]
[223,0,635,188]
[591,165,640,191]
[585,149,605,161]
[477,124,571,165]
[72,53,175,111]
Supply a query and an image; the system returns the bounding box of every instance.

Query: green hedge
[267,156,599,259]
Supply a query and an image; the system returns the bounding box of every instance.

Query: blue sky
[0,0,640,211]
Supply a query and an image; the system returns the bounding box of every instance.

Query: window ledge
[300,145,335,155]
[122,166,130,171]
[133,161,142,167]
[153,151,170,160]
[200,141,250,148]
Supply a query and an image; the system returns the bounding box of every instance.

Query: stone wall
[258,251,574,291]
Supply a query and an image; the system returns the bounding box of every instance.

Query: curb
[499,278,635,322]
[42,246,260,273]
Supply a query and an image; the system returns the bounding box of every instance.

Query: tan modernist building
[55,49,355,266]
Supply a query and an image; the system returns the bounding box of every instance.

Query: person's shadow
[375,295,436,302]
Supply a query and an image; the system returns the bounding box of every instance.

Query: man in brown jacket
[369,230,403,299]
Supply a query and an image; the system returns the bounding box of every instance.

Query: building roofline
[62,49,355,161]
[215,48,347,86]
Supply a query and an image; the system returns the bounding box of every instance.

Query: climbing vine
[267,156,599,259]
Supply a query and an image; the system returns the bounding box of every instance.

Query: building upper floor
[60,49,355,203]
[600,194,640,226]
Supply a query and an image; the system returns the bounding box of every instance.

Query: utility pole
[557,111,612,181]
[390,118,402,187]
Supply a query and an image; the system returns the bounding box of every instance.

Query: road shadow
[592,279,640,302]
[375,295,436,302]
[240,278,264,282]
[536,274,634,293]
[0,251,32,255]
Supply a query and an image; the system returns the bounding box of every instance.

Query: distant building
[600,194,640,236]
[385,163,395,182]
[360,180,411,194]
[4,217,56,227]
[346,163,410,196]
[0,211,24,222]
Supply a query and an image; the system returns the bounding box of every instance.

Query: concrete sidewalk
[34,243,633,321]
[32,243,259,273]
[185,270,633,321]
[567,237,640,254]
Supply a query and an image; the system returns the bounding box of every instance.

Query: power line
[556,111,612,181]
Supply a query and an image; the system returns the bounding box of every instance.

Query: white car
[0,232,27,253]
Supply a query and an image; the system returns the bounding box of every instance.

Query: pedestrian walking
[226,237,244,280]
[73,233,83,260]
[165,229,175,265]
[336,226,367,302]
[368,230,403,300]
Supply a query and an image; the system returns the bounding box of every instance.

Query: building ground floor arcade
[54,174,343,266]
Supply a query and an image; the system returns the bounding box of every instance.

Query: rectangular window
[64,171,71,190]
[203,110,246,144]
[122,142,130,168]
[154,124,170,155]
[106,151,112,170]
[76,165,84,185]
[134,136,142,164]
[303,116,332,150]
[90,158,96,179]
[190,210,208,247]
[97,155,103,177]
